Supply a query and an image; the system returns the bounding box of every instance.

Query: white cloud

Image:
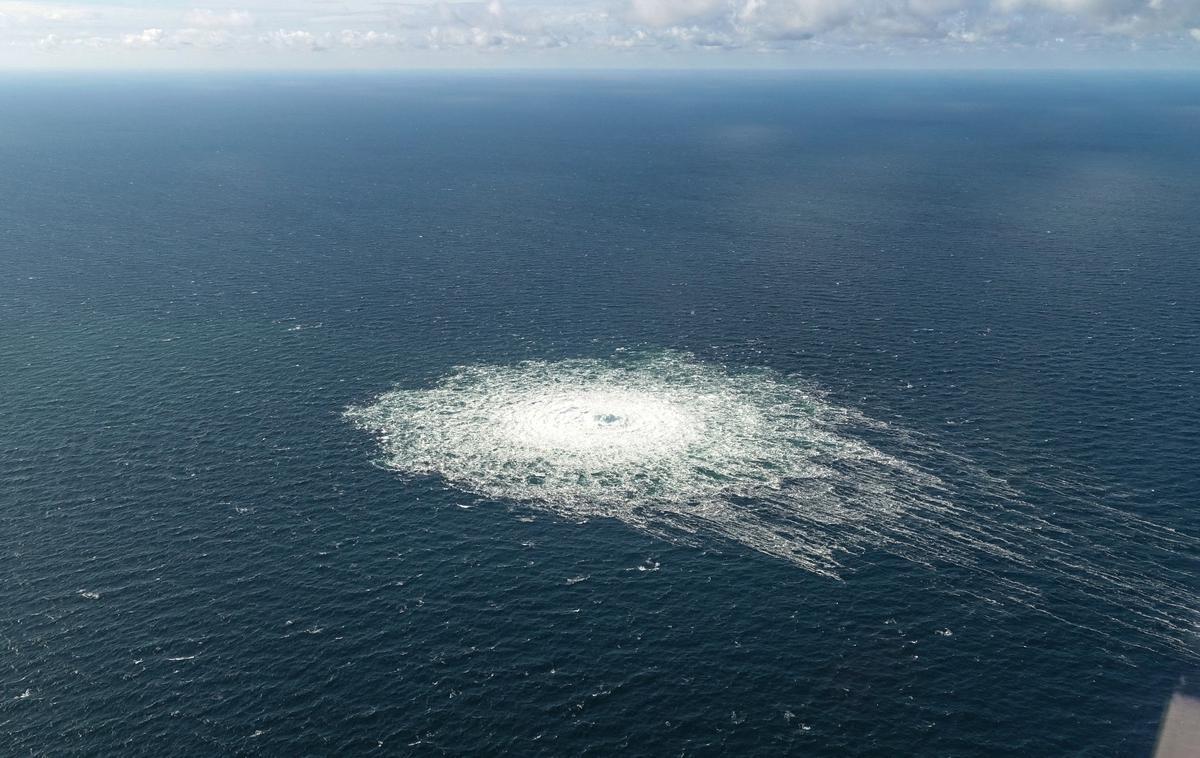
[5,0,1200,66]
[121,27,165,48]
[0,2,92,24]
[261,28,324,50]
[337,28,400,48]
[628,0,727,26]
[184,9,255,28]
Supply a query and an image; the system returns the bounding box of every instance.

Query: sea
[1,72,1198,755]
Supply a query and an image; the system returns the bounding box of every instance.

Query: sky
[1,0,1198,69]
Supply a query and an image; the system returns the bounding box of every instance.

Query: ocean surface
[1,72,1198,755]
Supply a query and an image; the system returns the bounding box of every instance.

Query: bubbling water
[346,351,963,575]
[348,350,1200,656]
[498,389,702,459]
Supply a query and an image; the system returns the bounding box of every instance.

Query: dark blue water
[2,73,1198,755]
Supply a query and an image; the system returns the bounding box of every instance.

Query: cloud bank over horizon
[2,0,1199,68]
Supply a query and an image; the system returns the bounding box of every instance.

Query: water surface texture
[2,73,1198,755]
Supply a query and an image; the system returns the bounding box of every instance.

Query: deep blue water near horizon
[1,73,1198,755]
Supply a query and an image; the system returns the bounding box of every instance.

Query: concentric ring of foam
[497,388,702,457]
[347,350,1199,656]
[346,351,916,568]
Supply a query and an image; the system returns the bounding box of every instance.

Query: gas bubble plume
[347,350,1198,655]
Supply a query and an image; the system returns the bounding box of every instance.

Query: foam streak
[347,351,1198,656]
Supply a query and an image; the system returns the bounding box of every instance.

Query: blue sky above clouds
[2,0,1199,68]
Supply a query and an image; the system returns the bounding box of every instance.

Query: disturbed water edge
[349,350,1199,656]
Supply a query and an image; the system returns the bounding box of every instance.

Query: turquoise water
[1,73,1198,755]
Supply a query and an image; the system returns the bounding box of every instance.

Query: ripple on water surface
[347,350,1199,655]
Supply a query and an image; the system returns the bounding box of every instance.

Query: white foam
[347,350,1199,656]
[347,352,913,574]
